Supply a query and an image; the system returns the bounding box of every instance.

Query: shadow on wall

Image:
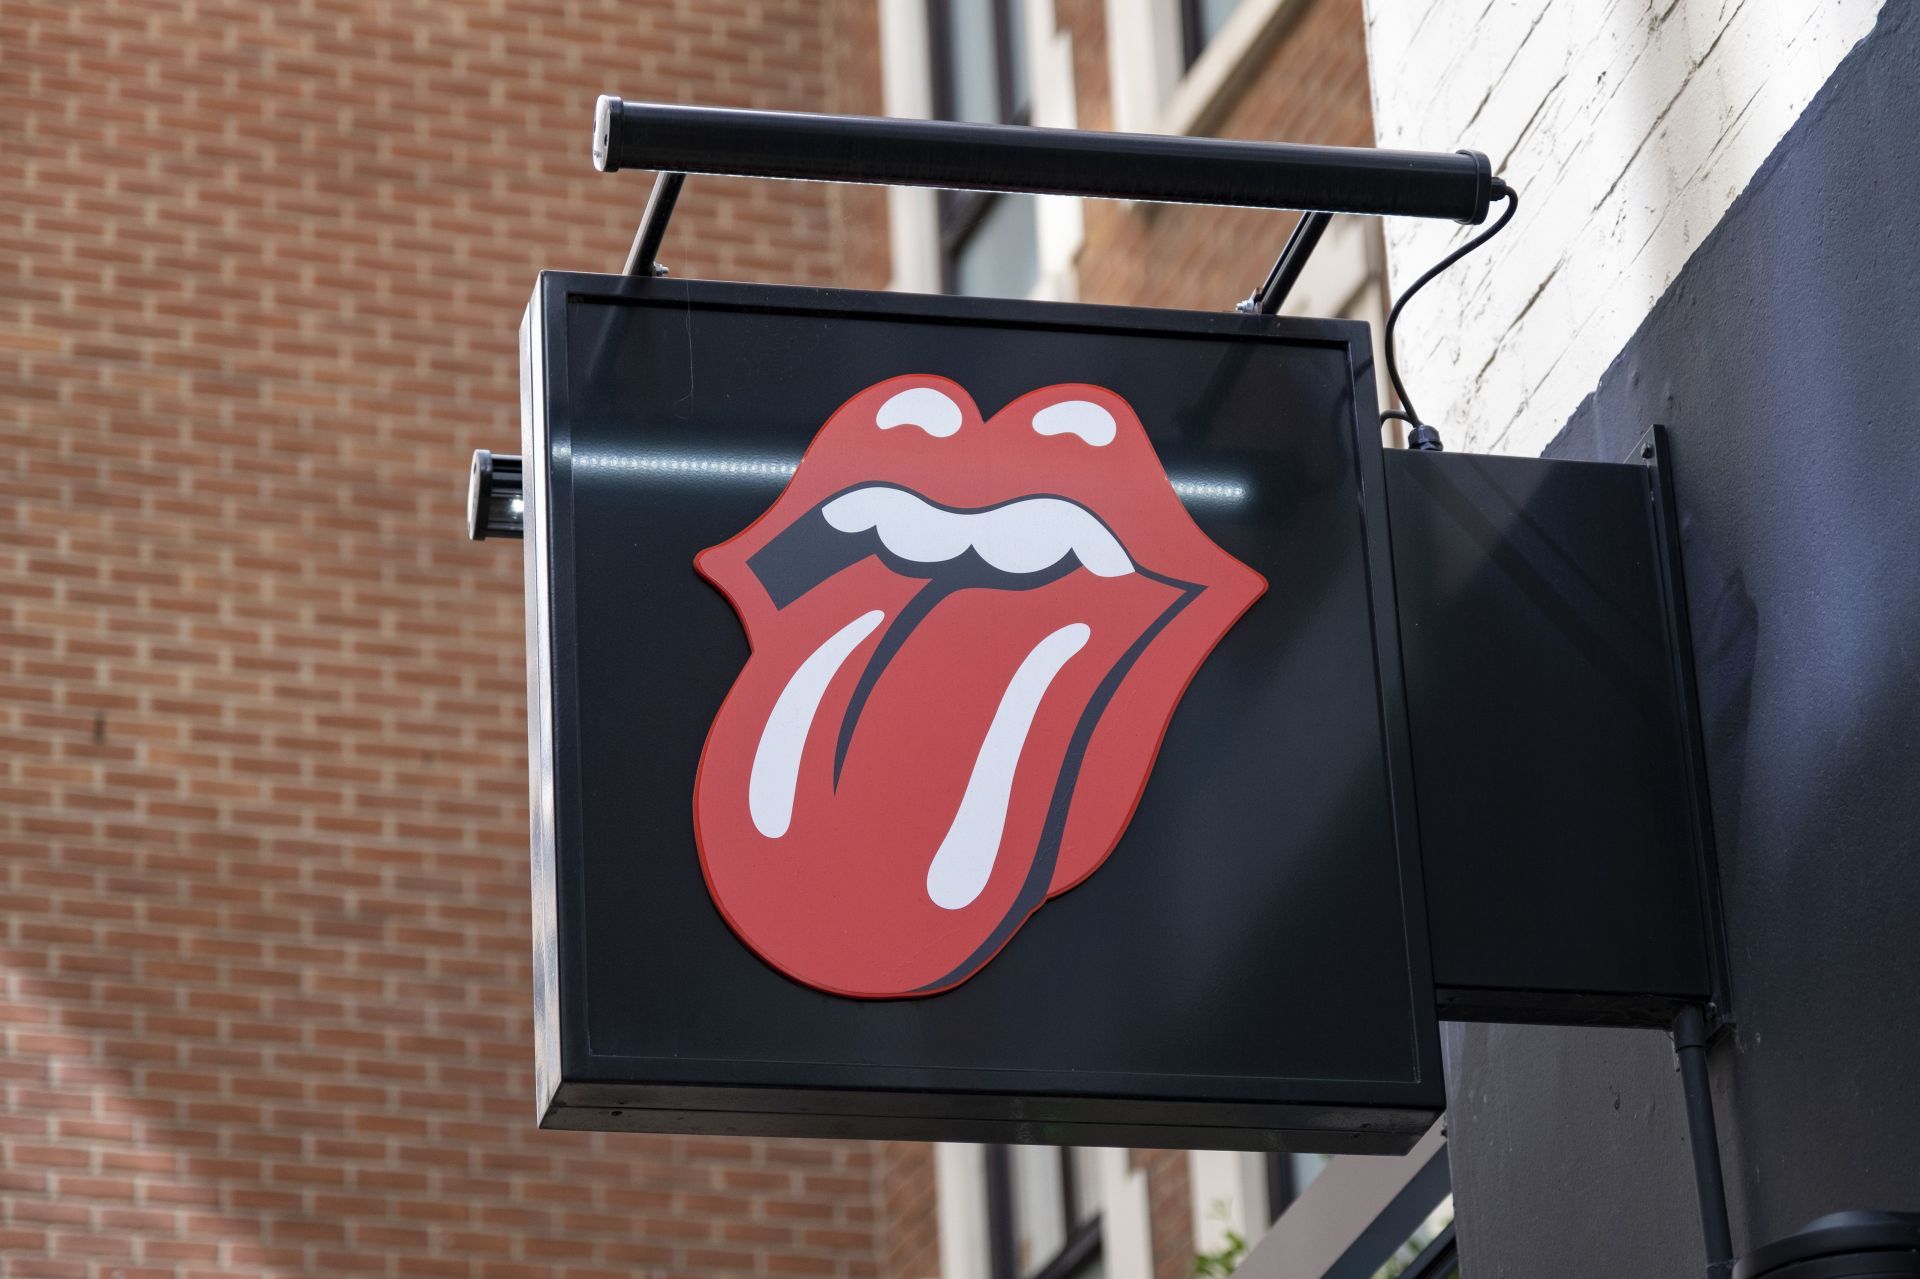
[1533,0,1920,1256]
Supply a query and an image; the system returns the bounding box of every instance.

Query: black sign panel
[519,272,1440,1150]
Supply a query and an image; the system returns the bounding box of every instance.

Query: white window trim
[876,0,1083,301]
[1093,1147,1155,1279]
[1024,0,1086,303]
[935,1144,994,1279]
[1187,1149,1272,1256]
[1102,0,1181,135]
[878,0,943,295]
[933,1144,1154,1279]
[1104,0,1306,139]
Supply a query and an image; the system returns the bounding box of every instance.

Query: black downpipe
[1675,1005,1735,1279]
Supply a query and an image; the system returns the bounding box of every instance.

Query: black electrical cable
[1382,181,1519,450]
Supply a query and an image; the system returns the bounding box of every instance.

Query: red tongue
[693,557,1179,997]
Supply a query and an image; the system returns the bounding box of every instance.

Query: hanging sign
[692,374,1267,998]
[517,272,1441,1150]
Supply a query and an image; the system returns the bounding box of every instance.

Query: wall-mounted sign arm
[620,170,684,278]
[1386,439,1728,1028]
[592,96,1496,223]
[1238,210,1333,315]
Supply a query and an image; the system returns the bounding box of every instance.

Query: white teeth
[820,487,1133,579]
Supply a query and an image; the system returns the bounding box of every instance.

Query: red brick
[2,1,888,1277]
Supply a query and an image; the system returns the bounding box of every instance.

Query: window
[985,1145,1105,1279]
[1245,1135,1456,1279]
[1106,0,1287,138]
[928,0,1042,297]
[1265,1151,1329,1219]
[1179,0,1247,68]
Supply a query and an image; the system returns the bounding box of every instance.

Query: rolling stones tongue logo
[694,375,1265,998]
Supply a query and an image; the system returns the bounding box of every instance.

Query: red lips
[693,376,1265,998]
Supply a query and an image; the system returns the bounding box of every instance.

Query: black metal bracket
[1391,442,1725,1028]
[593,96,1495,306]
[622,170,685,278]
[1239,210,1332,315]
[1644,424,1735,1022]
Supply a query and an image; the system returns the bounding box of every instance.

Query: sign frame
[518,270,1444,1151]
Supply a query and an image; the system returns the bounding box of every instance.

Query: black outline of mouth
[744,481,1201,992]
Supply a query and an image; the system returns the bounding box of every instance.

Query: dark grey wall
[1445,5,1920,1274]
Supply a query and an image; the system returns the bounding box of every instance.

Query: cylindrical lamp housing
[593,97,1496,224]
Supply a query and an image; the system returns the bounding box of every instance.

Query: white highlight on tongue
[926,622,1091,911]
[749,609,885,839]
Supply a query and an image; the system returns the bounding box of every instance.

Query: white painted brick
[1366,0,1884,455]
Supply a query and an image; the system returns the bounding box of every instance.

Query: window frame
[1177,0,1212,69]
[1106,0,1302,140]
[1264,1150,1296,1221]
[984,1145,1104,1279]
[926,0,1034,293]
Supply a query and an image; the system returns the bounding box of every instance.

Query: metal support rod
[1674,1005,1735,1279]
[594,97,1495,224]
[1240,210,1332,314]
[622,170,685,277]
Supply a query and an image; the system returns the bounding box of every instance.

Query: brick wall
[1131,1149,1192,1279]
[0,2,884,1277]
[1365,0,1883,455]
[1,0,1384,1274]
[875,1144,938,1279]
[1074,0,1378,314]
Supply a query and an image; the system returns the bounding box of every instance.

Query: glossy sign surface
[522,274,1440,1146]
[693,376,1265,998]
